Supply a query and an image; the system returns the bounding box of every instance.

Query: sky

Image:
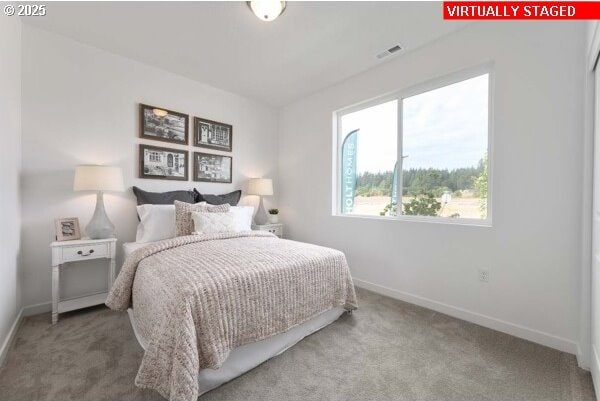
[341,73,488,173]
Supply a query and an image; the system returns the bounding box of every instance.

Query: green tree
[357,164,484,201]
[473,154,488,217]
[380,202,397,217]
[403,192,441,216]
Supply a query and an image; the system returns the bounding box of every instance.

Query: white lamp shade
[247,178,273,196]
[73,165,124,192]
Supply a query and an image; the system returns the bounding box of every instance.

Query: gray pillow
[132,186,196,205]
[193,189,241,206]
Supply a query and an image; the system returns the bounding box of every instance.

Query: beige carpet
[0,288,595,401]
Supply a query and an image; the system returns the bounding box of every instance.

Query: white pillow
[191,211,237,235]
[136,204,176,243]
[230,206,254,231]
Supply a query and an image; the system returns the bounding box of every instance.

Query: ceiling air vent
[376,44,403,60]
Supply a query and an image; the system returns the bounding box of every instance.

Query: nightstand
[50,237,117,324]
[252,223,284,238]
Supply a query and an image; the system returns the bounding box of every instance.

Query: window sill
[332,213,492,227]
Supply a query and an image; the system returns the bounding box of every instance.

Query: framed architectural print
[140,104,189,145]
[193,117,232,152]
[139,144,188,181]
[193,152,232,183]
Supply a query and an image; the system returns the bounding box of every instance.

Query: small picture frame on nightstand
[54,217,81,241]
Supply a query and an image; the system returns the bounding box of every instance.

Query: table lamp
[248,178,273,225]
[74,165,124,239]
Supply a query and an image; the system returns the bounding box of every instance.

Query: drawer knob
[77,249,94,256]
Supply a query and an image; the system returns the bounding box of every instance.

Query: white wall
[279,22,586,353]
[588,20,600,388]
[20,25,279,308]
[0,13,22,356]
[579,21,598,371]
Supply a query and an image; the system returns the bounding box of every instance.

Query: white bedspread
[123,241,152,258]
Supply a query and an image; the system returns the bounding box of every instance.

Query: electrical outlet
[478,268,489,283]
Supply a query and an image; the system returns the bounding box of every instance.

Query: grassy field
[351,193,484,219]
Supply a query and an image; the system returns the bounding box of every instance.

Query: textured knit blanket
[106,231,357,401]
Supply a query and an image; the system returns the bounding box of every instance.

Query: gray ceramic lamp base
[86,192,115,239]
[254,196,269,225]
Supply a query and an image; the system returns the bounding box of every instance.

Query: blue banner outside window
[341,129,358,213]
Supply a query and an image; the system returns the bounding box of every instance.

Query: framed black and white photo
[140,104,189,145]
[139,144,188,181]
[193,117,232,152]
[193,152,232,183]
[55,217,81,242]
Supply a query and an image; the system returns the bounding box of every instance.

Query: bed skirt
[127,306,346,396]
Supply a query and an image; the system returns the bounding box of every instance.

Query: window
[340,100,397,216]
[335,68,491,223]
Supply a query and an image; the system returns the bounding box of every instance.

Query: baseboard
[577,343,591,371]
[0,302,52,366]
[22,301,51,317]
[353,278,578,355]
[0,309,22,367]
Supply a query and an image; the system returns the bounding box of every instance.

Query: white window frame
[332,63,494,227]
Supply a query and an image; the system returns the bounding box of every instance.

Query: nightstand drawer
[252,223,283,238]
[267,226,283,237]
[61,243,109,262]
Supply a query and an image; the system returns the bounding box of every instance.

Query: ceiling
[24,2,468,106]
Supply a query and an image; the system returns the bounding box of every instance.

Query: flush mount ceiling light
[247,1,286,22]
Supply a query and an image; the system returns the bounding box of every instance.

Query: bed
[108,231,357,401]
